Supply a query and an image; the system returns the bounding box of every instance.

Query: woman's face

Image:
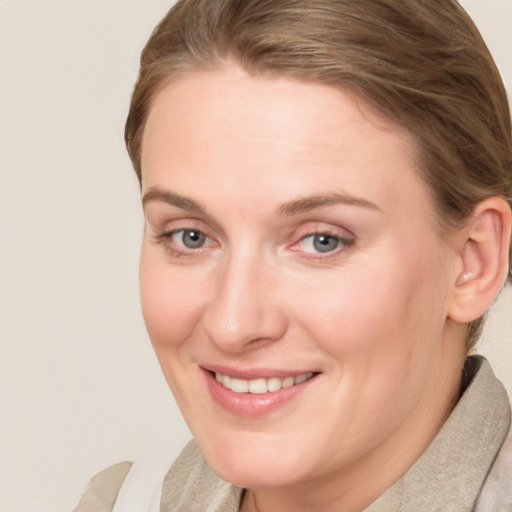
[139,65,464,491]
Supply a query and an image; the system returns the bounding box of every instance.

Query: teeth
[248,378,267,394]
[267,377,282,392]
[222,375,231,388]
[214,372,314,394]
[230,378,249,393]
[294,372,313,384]
[282,376,295,388]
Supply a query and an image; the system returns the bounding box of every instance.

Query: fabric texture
[364,356,511,512]
[112,454,176,512]
[474,425,512,512]
[74,461,132,512]
[74,356,511,512]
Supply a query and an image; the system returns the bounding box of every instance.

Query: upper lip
[201,364,319,380]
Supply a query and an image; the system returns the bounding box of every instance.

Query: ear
[448,197,512,323]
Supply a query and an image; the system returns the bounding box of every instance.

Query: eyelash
[290,231,355,260]
[153,228,354,260]
[154,229,217,258]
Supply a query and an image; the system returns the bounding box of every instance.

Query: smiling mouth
[213,371,315,394]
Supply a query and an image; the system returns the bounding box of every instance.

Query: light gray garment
[74,356,511,512]
[364,356,511,512]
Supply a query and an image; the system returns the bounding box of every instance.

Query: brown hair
[125,0,512,350]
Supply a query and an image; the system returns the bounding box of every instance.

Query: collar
[364,356,511,512]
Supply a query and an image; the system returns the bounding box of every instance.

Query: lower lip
[203,370,317,417]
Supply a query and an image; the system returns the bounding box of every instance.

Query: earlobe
[448,197,512,323]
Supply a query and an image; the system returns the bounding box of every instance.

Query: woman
[75,0,512,510]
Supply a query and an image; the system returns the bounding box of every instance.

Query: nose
[201,250,288,353]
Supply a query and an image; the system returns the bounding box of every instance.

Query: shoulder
[73,442,242,512]
[73,461,133,512]
[474,425,512,511]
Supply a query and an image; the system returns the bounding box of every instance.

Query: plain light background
[0,1,511,511]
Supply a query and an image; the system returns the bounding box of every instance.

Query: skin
[139,64,469,512]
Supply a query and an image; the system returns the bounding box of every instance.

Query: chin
[197,430,313,489]
[211,458,306,490]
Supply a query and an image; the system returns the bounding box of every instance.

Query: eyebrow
[278,192,382,216]
[142,188,206,214]
[142,187,381,216]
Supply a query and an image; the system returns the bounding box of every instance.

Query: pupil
[183,230,205,249]
[313,234,338,253]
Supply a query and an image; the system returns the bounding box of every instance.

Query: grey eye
[176,230,206,249]
[295,232,353,255]
[312,234,340,253]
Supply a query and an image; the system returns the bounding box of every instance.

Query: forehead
[143,66,413,155]
[141,65,433,222]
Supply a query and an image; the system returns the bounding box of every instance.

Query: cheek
[139,252,210,414]
[290,245,449,374]
[139,250,203,355]
[292,271,414,353]
[289,266,446,446]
